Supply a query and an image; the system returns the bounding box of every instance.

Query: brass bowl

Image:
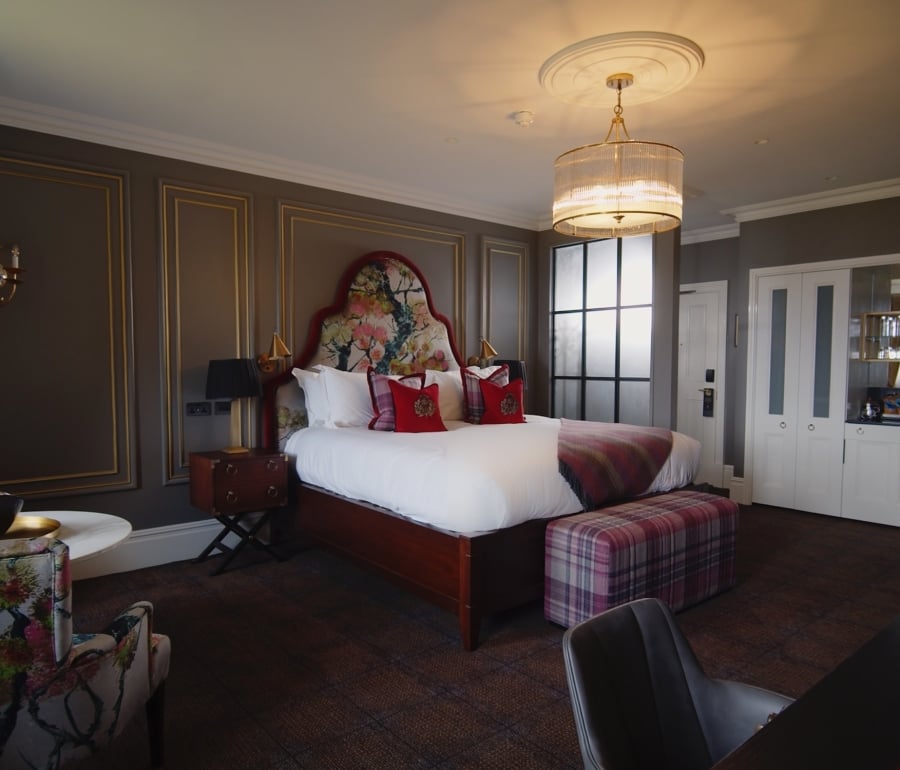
[0,516,62,541]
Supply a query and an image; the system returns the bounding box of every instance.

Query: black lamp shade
[205,358,261,400]
[494,359,527,390]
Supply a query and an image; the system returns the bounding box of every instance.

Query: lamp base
[221,445,250,454]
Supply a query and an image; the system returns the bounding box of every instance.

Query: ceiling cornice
[2,97,899,242]
[680,224,740,245]
[0,96,540,231]
[721,179,900,223]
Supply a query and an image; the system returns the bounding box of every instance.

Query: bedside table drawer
[213,455,286,485]
[189,450,288,515]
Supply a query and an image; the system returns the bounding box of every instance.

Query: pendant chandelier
[552,73,683,238]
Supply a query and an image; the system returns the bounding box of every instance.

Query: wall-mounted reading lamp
[257,332,292,373]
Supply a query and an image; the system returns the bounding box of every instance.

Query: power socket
[214,401,231,415]
[186,401,212,416]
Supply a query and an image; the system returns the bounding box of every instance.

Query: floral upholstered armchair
[0,538,171,769]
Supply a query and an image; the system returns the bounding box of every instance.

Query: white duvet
[284,414,701,535]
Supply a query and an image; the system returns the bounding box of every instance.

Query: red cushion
[389,380,447,433]
[367,369,425,430]
[461,364,509,424]
[479,377,525,424]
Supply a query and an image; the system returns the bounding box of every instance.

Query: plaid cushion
[366,369,425,430]
[461,364,509,423]
[545,490,738,627]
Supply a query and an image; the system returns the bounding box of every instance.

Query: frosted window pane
[768,289,787,416]
[554,313,583,376]
[554,245,583,311]
[813,285,833,418]
[620,381,651,425]
[554,379,582,419]
[585,381,615,422]
[620,236,652,306]
[585,310,616,377]
[620,307,652,378]
[586,239,617,308]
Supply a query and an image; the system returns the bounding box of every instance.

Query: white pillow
[425,369,465,421]
[291,368,329,427]
[315,366,374,427]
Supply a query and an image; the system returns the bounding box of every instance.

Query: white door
[793,270,849,515]
[750,269,849,515]
[677,281,727,486]
[751,274,802,508]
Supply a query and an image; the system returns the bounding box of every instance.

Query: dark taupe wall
[681,198,900,476]
[0,124,536,531]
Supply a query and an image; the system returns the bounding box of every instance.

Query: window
[551,236,653,424]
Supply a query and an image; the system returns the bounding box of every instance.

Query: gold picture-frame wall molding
[0,155,136,498]
[277,203,466,354]
[159,181,253,483]
[481,237,528,361]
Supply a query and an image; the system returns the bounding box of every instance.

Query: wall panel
[0,157,135,497]
[278,204,465,356]
[159,182,252,482]
[481,237,527,361]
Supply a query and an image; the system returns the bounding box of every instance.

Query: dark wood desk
[713,615,900,769]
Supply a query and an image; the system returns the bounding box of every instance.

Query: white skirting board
[71,518,247,581]
[724,465,751,505]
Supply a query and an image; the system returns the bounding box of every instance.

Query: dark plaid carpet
[67,503,900,769]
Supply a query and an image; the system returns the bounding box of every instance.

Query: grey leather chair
[562,598,793,770]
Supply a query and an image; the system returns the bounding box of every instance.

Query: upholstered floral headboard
[262,251,463,449]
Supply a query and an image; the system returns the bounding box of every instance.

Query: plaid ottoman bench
[544,489,738,627]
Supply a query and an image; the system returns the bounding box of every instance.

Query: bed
[262,250,700,650]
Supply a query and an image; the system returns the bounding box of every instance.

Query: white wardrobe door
[794,270,849,515]
[752,274,802,508]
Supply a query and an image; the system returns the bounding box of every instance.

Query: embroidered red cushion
[479,377,525,424]
[389,380,447,433]
[367,369,426,430]
[461,364,509,424]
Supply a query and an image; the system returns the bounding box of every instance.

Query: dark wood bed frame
[261,251,557,650]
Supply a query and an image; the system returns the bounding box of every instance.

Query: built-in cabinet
[749,259,900,527]
[842,423,900,526]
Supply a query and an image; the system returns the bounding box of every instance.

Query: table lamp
[205,358,261,453]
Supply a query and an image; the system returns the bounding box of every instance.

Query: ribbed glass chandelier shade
[553,138,683,238]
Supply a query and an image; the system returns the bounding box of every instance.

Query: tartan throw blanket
[558,419,674,510]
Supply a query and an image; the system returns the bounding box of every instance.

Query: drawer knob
[266,485,280,499]
[225,463,238,477]
[225,490,238,504]
[266,459,280,472]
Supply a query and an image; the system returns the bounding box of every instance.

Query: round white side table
[33,510,132,562]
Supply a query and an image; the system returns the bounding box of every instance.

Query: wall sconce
[205,358,261,453]
[257,332,292,373]
[0,244,23,306]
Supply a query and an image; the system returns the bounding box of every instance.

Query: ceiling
[3,0,900,240]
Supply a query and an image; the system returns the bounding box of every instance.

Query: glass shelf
[860,311,900,361]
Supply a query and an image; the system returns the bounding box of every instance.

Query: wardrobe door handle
[779,421,787,429]
[808,424,815,431]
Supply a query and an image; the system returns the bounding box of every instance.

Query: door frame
[743,253,900,502]
[677,280,727,486]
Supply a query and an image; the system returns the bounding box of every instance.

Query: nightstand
[189,449,289,574]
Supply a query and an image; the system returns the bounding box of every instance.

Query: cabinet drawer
[211,481,286,514]
[212,455,286,484]
[189,451,288,515]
